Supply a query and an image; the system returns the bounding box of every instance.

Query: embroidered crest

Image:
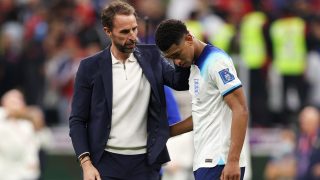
[218,68,235,84]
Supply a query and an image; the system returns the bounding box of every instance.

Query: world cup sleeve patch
[218,68,235,84]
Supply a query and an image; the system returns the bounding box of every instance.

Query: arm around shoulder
[161,57,190,91]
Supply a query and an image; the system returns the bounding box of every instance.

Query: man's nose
[128,30,137,41]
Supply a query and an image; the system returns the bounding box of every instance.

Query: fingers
[96,175,101,180]
[95,170,101,180]
[221,170,241,180]
[221,174,240,180]
[83,166,101,180]
[220,170,224,180]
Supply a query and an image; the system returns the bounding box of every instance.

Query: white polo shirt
[190,45,247,171]
[105,52,151,155]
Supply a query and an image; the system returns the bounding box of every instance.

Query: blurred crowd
[1,0,320,179]
[1,0,320,126]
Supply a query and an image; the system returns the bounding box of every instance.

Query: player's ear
[185,33,193,44]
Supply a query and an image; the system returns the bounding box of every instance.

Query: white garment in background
[0,108,40,180]
[162,90,195,180]
[163,132,194,180]
[166,0,197,20]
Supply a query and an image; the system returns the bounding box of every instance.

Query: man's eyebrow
[119,26,138,33]
[119,29,130,33]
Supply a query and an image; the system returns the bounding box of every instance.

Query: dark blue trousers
[96,151,161,180]
[194,165,245,180]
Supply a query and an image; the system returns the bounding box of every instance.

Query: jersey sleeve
[209,53,242,97]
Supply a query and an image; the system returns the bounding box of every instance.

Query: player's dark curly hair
[155,19,188,51]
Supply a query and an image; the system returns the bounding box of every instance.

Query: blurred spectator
[166,0,197,20]
[208,9,236,54]
[201,8,225,45]
[185,11,205,42]
[44,34,83,125]
[73,0,105,50]
[296,106,320,180]
[21,39,46,106]
[210,0,253,25]
[137,17,154,44]
[306,16,320,109]
[293,0,313,21]
[27,105,53,180]
[0,22,24,98]
[311,0,320,16]
[21,4,47,105]
[306,53,320,109]
[264,128,296,179]
[131,0,166,44]
[92,0,110,12]
[239,1,270,127]
[269,4,308,125]
[0,89,40,180]
[0,0,20,24]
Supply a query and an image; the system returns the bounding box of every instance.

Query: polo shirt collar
[111,51,136,64]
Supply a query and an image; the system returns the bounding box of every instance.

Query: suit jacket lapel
[98,47,161,117]
[98,48,113,119]
[134,48,161,103]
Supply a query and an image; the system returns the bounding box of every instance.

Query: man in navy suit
[69,1,190,180]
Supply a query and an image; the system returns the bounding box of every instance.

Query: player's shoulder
[208,45,231,61]
[198,45,231,70]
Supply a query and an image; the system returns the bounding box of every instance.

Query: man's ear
[104,27,112,36]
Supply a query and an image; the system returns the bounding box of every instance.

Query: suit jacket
[298,132,320,180]
[69,44,190,166]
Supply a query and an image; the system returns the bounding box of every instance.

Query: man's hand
[220,162,241,180]
[82,160,101,180]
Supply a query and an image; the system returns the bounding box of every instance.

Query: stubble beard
[115,40,136,53]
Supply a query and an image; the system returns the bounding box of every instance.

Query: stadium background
[1,0,320,179]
